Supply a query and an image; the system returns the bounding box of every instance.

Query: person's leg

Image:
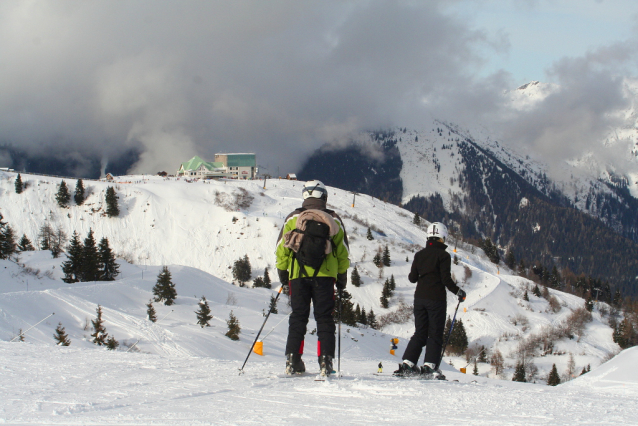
[423,299,447,366]
[285,279,311,356]
[311,277,336,358]
[401,298,429,365]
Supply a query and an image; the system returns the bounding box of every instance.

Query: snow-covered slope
[0,172,631,424]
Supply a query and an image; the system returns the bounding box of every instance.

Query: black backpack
[293,213,334,278]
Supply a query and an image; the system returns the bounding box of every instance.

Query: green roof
[180,156,225,172]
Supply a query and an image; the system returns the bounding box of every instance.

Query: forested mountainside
[297,128,638,297]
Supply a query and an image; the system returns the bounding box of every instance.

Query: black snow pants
[402,298,447,366]
[285,276,335,358]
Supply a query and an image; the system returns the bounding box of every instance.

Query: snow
[0,172,635,424]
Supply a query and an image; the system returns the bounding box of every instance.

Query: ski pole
[436,300,461,370]
[260,312,291,342]
[337,290,342,378]
[10,312,55,342]
[239,286,284,375]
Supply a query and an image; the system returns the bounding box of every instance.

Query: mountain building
[177,154,257,180]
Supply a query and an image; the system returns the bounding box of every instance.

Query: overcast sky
[1,0,637,177]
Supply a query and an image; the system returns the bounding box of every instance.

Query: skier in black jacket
[394,222,466,379]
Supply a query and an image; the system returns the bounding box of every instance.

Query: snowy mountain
[0,171,634,423]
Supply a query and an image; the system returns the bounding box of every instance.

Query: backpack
[283,209,339,279]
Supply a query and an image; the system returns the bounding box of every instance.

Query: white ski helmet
[426,222,448,242]
[302,180,328,200]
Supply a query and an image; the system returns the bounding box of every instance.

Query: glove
[457,289,466,302]
[277,269,289,284]
[336,272,347,290]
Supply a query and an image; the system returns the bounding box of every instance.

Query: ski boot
[393,360,421,377]
[421,363,446,380]
[285,353,305,375]
[318,355,333,378]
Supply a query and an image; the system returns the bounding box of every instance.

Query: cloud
[0,0,505,175]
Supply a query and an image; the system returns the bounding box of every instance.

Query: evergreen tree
[98,237,119,281]
[351,265,362,287]
[195,296,213,328]
[335,288,357,326]
[53,322,71,346]
[0,223,16,260]
[382,245,391,267]
[146,299,157,322]
[505,247,516,270]
[17,234,35,252]
[359,307,368,325]
[253,276,265,288]
[74,179,85,206]
[268,294,278,314]
[153,266,177,305]
[547,364,561,386]
[612,290,622,307]
[91,305,108,346]
[366,228,374,240]
[412,212,421,225]
[453,254,459,265]
[105,186,120,217]
[81,229,100,282]
[367,309,378,329]
[532,284,542,298]
[580,366,588,376]
[372,251,382,268]
[62,231,83,283]
[380,279,391,309]
[585,294,594,312]
[512,361,526,382]
[263,268,271,289]
[232,255,251,286]
[354,304,361,323]
[478,345,488,363]
[518,259,527,277]
[473,360,479,376]
[106,336,119,350]
[523,290,529,302]
[448,319,468,355]
[389,274,396,291]
[225,310,241,340]
[38,223,55,251]
[15,173,23,194]
[56,180,71,208]
[480,238,500,264]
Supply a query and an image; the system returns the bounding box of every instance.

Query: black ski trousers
[402,298,446,365]
[285,276,335,358]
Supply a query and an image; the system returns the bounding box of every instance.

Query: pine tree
[146,299,157,322]
[366,228,374,240]
[225,310,241,340]
[91,305,108,346]
[53,322,71,346]
[50,227,67,259]
[0,223,16,260]
[585,294,594,312]
[389,274,396,291]
[505,247,516,269]
[354,304,361,323]
[105,186,120,217]
[15,173,23,194]
[612,290,622,307]
[580,366,588,376]
[547,364,561,386]
[17,234,35,251]
[532,284,542,298]
[359,307,368,325]
[232,255,251,286]
[512,361,526,382]
[269,294,278,314]
[351,266,362,287]
[518,259,526,277]
[367,309,378,329]
[263,268,271,289]
[106,336,119,350]
[195,296,213,328]
[153,266,177,305]
[74,179,85,206]
[382,245,391,267]
[56,180,71,208]
[448,319,468,355]
[372,251,382,268]
[412,212,421,225]
[62,231,83,283]
[523,290,529,302]
[335,288,357,326]
[81,229,100,282]
[38,223,54,251]
[252,276,265,288]
[98,237,119,281]
[480,238,500,264]
[473,360,479,376]
[380,279,391,309]
[453,254,459,265]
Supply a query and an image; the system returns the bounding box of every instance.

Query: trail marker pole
[10,312,55,342]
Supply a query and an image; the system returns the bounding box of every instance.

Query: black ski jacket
[408,240,460,301]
